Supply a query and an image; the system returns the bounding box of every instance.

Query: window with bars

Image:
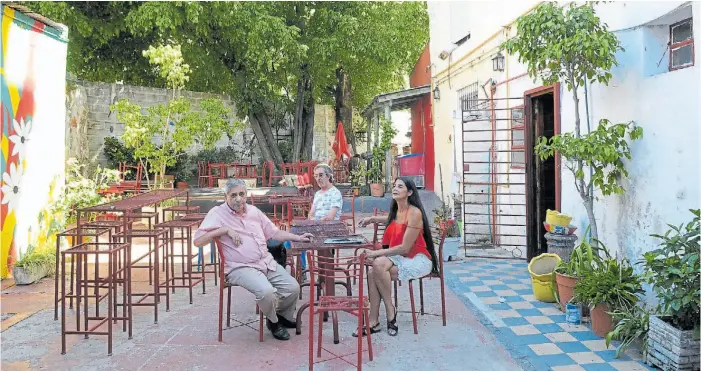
[670,18,694,71]
[458,82,479,111]
[511,106,525,168]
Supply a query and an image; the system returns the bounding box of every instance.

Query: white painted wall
[428,1,701,265]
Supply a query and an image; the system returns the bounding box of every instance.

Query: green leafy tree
[502,3,642,242]
[26,2,428,165]
[111,44,239,187]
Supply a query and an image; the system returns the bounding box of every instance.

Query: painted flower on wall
[9,118,32,160]
[1,163,23,213]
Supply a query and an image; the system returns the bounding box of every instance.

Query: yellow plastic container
[528,253,562,303]
[545,210,572,228]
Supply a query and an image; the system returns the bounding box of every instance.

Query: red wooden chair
[403,225,449,334]
[214,239,264,342]
[307,251,373,371]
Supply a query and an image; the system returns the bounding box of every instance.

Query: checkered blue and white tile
[445,258,655,371]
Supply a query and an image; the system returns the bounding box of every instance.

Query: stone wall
[66,80,334,168]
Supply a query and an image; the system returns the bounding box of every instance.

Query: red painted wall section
[409,44,435,190]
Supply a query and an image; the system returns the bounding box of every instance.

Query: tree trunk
[572,84,598,243]
[292,67,307,162]
[335,68,356,155]
[584,194,598,243]
[301,80,315,161]
[249,110,285,167]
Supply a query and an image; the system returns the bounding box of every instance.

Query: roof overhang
[361,85,430,118]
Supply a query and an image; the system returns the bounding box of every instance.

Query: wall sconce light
[433,86,440,100]
[492,51,505,72]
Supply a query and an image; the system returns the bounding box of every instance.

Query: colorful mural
[1,6,68,278]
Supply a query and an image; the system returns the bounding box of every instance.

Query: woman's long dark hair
[387,177,439,273]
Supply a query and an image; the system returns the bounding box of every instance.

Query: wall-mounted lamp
[492,51,505,72]
[433,86,441,100]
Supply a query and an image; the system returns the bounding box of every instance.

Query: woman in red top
[353,178,438,337]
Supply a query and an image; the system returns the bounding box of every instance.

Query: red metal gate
[462,96,527,258]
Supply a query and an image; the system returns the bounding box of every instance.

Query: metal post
[384,104,392,190]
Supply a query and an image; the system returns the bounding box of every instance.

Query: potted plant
[553,231,606,311]
[606,305,651,359]
[643,209,700,371]
[349,162,367,197]
[573,256,643,338]
[13,245,55,285]
[434,199,461,261]
[366,117,397,197]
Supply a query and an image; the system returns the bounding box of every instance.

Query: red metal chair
[197,161,214,188]
[340,194,356,234]
[116,162,143,194]
[404,225,449,334]
[214,239,264,342]
[307,251,373,371]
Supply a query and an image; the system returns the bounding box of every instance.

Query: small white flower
[1,163,23,213]
[8,118,32,159]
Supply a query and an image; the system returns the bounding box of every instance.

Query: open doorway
[525,85,561,260]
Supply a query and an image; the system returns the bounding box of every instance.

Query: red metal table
[289,220,373,344]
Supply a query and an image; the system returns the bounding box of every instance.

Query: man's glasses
[227,191,246,198]
[314,173,328,179]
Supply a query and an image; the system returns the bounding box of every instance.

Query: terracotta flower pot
[370,184,384,197]
[590,304,613,338]
[175,181,189,189]
[555,272,578,312]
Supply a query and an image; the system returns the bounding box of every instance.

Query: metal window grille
[458,82,479,111]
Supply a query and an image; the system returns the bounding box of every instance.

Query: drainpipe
[489,81,499,246]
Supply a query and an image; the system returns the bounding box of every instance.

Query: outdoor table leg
[294,248,341,344]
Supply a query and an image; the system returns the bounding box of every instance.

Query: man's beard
[228,201,244,213]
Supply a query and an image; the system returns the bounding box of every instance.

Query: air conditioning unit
[403,175,425,189]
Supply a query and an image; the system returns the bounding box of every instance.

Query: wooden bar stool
[156,219,204,304]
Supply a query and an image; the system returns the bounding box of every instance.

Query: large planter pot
[175,181,189,189]
[442,237,461,262]
[370,184,384,197]
[555,272,578,312]
[646,315,700,371]
[590,304,613,338]
[12,265,46,285]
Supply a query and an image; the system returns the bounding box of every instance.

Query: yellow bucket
[528,253,562,303]
[545,210,572,228]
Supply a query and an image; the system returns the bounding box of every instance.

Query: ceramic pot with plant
[573,256,643,338]
[643,209,700,371]
[434,201,461,261]
[554,231,606,311]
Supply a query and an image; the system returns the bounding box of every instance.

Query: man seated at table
[193,178,313,341]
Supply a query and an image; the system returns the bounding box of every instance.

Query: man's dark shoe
[277,314,297,329]
[266,319,291,340]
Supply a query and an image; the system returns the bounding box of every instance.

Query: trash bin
[528,253,561,303]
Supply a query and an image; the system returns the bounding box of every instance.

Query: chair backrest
[372,208,388,245]
[214,239,228,284]
[431,223,450,273]
[307,251,368,305]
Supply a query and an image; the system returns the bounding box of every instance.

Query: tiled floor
[445,258,655,371]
